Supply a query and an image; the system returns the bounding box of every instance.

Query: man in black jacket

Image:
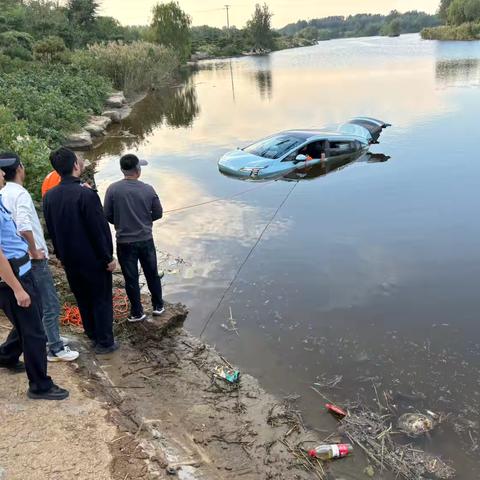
[43,148,118,354]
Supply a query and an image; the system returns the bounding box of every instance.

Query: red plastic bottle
[308,444,353,460]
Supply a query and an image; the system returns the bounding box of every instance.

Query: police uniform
[0,195,54,393]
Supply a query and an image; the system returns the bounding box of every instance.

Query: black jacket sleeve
[80,189,113,266]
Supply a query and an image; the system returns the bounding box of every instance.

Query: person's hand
[14,287,31,308]
[106,260,117,272]
[31,249,46,260]
[81,182,92,189]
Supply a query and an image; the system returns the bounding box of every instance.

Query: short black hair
[49,147,77,177]
[120,154,140,172]
[0,152,21,181]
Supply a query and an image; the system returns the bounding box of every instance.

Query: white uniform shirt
[1,182,49,259]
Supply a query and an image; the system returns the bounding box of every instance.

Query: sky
[97,1,440,28]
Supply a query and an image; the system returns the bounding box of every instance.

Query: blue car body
[218,117,390,181]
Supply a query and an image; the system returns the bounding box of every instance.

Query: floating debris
[339,406,455,479]
[308,443,353,460]
[325,403,347,418]
[398,412,435,438]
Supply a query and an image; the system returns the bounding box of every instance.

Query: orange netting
[60,288,130,326]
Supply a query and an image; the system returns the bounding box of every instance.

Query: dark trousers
[65,267,114,348]
[117,239,163,317]
[0,271,53,393]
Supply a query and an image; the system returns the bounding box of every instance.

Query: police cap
[0,152,21,169]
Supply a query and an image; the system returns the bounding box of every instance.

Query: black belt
[9,253,30,275]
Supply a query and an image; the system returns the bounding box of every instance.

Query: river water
[89,34,480,478]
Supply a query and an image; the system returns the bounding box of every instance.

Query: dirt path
[0,327,116,480]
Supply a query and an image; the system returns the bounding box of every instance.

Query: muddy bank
[77,305,331,480]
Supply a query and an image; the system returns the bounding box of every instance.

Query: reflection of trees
[251,56,273,100]
[86,77,200,161]
[436,59,480,86]
[255,69,273,99]
[125,80,200,136]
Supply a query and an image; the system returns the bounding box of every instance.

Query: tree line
[279,11,440,40]
[422,0,480,40]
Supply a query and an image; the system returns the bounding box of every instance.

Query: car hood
[219,149,273,170]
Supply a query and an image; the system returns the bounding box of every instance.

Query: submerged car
[218,117,390,181]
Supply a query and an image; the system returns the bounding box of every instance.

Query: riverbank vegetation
[280,11,440,40]
[421,0,480,39]
[0,0,184,197]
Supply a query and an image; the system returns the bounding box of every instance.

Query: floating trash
[326,403,347,418]
[308,443,353,460]
[398,412,435,437]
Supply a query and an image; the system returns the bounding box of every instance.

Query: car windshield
[243,135,303,159]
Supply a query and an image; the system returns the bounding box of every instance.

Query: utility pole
[224,4,231,30]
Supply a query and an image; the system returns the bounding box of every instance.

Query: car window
[244,135,303,159]
[329,141,355,156]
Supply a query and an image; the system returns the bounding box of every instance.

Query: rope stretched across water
[163,181,274,215]
[199,181,299,337]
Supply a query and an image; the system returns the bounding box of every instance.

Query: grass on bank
[421,22,480,39]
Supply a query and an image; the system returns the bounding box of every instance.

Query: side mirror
[295,154,308,163]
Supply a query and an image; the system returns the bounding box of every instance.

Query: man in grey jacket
[104,154,164,322]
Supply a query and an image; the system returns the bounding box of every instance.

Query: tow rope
[199,181,299,337]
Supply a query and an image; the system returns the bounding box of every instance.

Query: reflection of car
[281,151,391,181]
[218,117,390,181]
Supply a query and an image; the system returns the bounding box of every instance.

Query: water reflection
[436,58,480,86]
[251,56,273,100]
[281,151,390,181]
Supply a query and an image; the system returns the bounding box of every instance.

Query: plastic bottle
[308,444,353,460]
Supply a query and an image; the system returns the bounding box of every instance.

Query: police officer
[0,154,68,400]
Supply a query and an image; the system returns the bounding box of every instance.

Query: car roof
[280,129,345,141]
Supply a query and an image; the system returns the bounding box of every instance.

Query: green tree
[382,18,401,36]
[439,0,455,21]
[447,0,467,24]
[463,0,480,21]
[246,3,274,50]
[67,0,99,28]
[151,1,191,62]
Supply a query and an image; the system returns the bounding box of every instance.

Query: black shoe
[94,341,119,355]
[0,361,25,374]
[27,384,69,401]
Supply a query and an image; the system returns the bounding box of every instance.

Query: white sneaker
[152,307,165,316]
[47,346,79,362]
[128,313,147,323]
[60,336,70,346]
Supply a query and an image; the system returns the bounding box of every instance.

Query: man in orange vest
[41,159,91,197]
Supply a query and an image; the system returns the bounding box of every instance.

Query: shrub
[0,30,34,60]
[421,22,480,39]
[0,65,111,144]
[71,41,179,95]
[0,106,50,201]
[33,35,68,62]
